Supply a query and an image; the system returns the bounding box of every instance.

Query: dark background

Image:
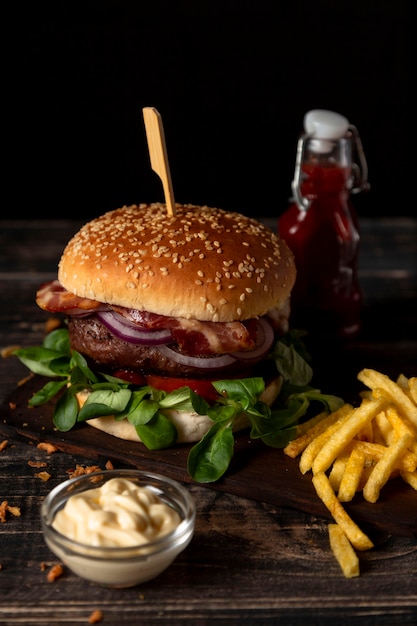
[5,0,410,221]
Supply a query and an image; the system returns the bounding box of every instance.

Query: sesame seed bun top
[58,203,296,323]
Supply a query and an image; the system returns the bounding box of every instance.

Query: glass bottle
[278,109,370,340]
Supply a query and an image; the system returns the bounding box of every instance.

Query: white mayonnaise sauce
[52,477,181,547]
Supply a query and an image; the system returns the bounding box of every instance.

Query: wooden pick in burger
[143,107,176,217]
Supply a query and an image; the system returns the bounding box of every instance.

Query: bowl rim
[41,468,196,559]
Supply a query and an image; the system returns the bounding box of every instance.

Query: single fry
[357,368,417,427]
[312,398,386,474]
[373,411,394,445]
[363,433,413,503]
[312,472,374,551]
[328,453,350,491]
[338,448,365,502]
[328,523,360,578]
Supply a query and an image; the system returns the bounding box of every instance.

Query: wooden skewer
[143,107,176,216]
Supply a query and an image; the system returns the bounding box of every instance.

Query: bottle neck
[292,135,354,210]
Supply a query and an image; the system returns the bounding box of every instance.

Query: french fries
[328,524,360,578]
[284,368,417,578]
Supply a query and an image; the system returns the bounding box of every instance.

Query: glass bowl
[40,469,196,587]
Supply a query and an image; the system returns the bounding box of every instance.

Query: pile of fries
[284,368,417,578]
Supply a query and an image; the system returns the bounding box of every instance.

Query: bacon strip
[36,280,257,354]
[36,280,104,314]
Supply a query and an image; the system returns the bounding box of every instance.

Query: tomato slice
[112,369,147,386]
[145,374,220,404]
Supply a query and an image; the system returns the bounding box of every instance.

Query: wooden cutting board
[1,376,416,538]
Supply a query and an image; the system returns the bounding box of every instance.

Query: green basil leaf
[14,347,67,377]
[135,412,177,449]
[81,388,131,414]
[53,390,79,431]
[207,404,237,422]
[126,398,160,425]
[77,402,119,422]
[43,328,71,354]
[261,425,299,448]
[187,421,234,483]
[158,386,195,411]
[273,341,312,386]
[190,389,210,415]
[28,379,68,407]
[303,390,344,413]
[47,356,73,377]
[70,351,99,383]
[213,377,265,405]
[70,366,92,388]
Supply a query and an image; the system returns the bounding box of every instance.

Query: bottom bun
[80,377,283,445]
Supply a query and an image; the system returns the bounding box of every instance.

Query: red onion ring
[230,317,274,361]
[157,345,239,370]
[157,318,274,370]
[96,311,172,345]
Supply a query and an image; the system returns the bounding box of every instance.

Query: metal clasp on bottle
[291,125,370,212]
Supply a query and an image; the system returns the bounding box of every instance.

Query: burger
[34,202,293,419]
[18,202,342,482]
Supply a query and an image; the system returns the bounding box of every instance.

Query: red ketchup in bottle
[278,110,370,340]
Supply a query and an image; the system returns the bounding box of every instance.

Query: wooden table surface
[0,217,416,626]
